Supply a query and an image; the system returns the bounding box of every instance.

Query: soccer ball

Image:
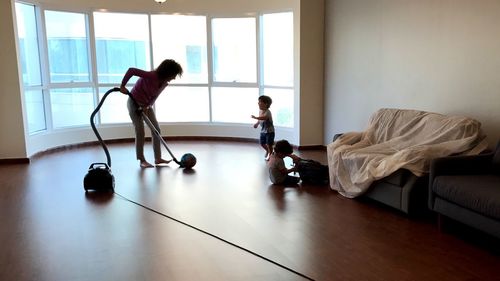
[180,153,197,169]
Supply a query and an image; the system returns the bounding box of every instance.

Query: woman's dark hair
[274,140,293,155]
[156,59,183,80]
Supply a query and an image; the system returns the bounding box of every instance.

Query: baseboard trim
[164,136,259,143]
[29,136,259,160]
[12,137,324,162]
[297,145,326,151]
[30,138,136,160]
[0,158,30,164]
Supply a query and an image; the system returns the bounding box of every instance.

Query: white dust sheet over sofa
[327,108,488,198]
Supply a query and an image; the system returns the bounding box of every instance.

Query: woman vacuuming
[119,59,183,168]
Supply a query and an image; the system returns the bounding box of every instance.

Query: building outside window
[45,10,90,83]
[45,10,94,128]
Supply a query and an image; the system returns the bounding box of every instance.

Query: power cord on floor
[114,191,315,281]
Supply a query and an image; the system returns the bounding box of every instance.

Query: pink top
[121,68,168,107]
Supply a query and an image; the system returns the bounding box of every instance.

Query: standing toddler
[251,95,275,161]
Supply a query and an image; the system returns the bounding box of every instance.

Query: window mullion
[36,6,53,131]
[147,14,156,112]
[207,15,214,122]
[257,14,263,96]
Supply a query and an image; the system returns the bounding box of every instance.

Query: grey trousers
[127,97,162,161]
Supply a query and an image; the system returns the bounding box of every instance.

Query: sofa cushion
[433,175,500,219]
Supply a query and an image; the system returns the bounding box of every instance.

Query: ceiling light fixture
[155,0,167,3]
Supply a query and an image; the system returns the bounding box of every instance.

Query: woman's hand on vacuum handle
[120,85,129,95]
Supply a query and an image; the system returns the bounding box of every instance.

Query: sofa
[327,108,488,215]
[429,141,500,238]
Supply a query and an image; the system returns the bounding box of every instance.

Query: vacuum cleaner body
[84,163,115,192]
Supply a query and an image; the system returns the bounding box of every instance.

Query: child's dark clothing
[296,159,330,185]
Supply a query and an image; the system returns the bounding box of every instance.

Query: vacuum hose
[89,87,120,168]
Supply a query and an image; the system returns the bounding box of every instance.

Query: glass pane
[98,87,130,124]
[50,88,93,128]
[25,90,46,133]
[94,12,150,84]
[211,18,256,83]
[15,3,42,86]
[155,87,209,122]
[263,88,294,128]
[45,10,90,83]
[151,15,207,84]
[211,87,258,123]
[262,12,294,87]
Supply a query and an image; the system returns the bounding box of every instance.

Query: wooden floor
[0,140,499,281]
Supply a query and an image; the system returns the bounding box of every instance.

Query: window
[15,2,46,133]
[24,90,46,132]
[262,88,294,128]
[211,87,258,123]
[151,15,207,84]
[155,87,210,122]
[14,3,295,134]
[45,10,90,83]
[15,3,41,86]
[262,12,294,127]
[152,15,210,123]
[211,18,257,83]
[50,88,94,128]
[210,17,258,123]
[262,12,293,87]
[98,88,130,124]
[94,12,150,84]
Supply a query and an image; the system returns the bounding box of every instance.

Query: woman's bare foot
[140,160,154,168]
[155,158,172,166]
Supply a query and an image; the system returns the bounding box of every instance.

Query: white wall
[1,0,326,159]
[298,0,325,146]
[0,0,27,160]
[324,0,500,147]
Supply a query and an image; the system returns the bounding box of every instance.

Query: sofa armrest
[332,133,343,142]
[430,153,494,178]
[428,152,494,210]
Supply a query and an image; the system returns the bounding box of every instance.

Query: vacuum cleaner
[83,87,119,192]
[84,87,197,192]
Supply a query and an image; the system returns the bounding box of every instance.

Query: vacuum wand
[140,111,181,165]
[126,93,181,165]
